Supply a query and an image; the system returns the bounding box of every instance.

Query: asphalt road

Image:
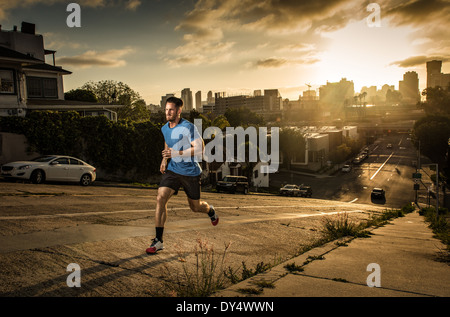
[0,180,388,296]
[273,132,419,209]
[0,132,421,296]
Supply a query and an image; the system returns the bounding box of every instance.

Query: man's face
[165,102,181,122]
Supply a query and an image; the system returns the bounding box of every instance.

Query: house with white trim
[0,22,122,120]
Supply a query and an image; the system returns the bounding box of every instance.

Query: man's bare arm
[160,142,169,173]
[161,138,204,159]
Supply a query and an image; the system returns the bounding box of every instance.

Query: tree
[224,107,265,127]
[412,115,450,165]
[117,99,151,122]
[64,88,97,102]
[279,128,306,170]
[211,115,230,131]
[419,86,450,116]
[81,80,150,121]
[386,89,402,104]
[331,143,352,163]
[81,80,139,104]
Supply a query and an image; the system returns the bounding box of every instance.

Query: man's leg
[155,186,175,228]
[187,199,209,214]
[188,198,219,226]
[146,186,174,254]
[183,174,219,225]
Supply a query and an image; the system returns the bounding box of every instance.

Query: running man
[146,96,218,254]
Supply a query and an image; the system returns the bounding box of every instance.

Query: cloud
[166,0,362,69]
[384,0,450,26]
[256,58,288,68]
[0,0,139,19]
[177,0,360,37]
[254,56,319,69]
[42,32,84,50]
[163,42,234,67]
[125,0,141,11]
[276,43,316,53]
[57,47,134,68]
[390,55,450,68]
[382,0,450,50]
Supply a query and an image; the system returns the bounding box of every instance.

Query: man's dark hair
[166,96,183,108]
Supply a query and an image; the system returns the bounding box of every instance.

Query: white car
[342,164,352,172]
[280,184,300,196]
[1,155,96,186]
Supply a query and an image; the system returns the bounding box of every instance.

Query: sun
[314,19,418,92]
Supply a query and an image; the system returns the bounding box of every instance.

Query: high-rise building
[195,90,202,111]
[181,88,193,111]
[160,93,174,108]
[319,78,354,115]
[213,89,281,115]
[399,71,420,104]
[427,60,442,88]
[202,91,215,113]
[426,60,450,89]
[360,86,377,104]
[207,91,214,104]
[264,89,281,111]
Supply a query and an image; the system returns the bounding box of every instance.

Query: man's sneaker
[146,238,164,254]
[209,205,219,226]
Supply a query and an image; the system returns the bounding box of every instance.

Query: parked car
[359,152,368,160]
[298,185,312,198]
[280,184,300,196]
[371,188,385,199]
[386,144,393,149]
[1,155,96,186]
[216,175,249,194]
[342,164,352,172]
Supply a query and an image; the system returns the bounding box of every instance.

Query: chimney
[21,22,35,35]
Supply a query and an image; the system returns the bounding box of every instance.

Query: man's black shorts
[159,170,201,200]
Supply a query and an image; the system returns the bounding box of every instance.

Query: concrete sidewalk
[215,211,449,297]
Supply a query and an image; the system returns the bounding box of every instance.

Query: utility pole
[436,163,439,215]
[421,163,439,215]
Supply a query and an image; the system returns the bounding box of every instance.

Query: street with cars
[0,132,433,296]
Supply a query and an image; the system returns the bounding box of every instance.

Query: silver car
[1,155,96,186]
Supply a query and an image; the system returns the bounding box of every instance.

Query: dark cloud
[255,56,319,68]
[0,0,141,20]
[385,0,450,25]
[176,0,362,39]
[57,48,133,68]
[256,58,288,68]
[390,55,450,67]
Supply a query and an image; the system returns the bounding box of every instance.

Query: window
[0,69,15,94]
[53,158,69,165]
[26,76,58,98]
[69,158,83,165]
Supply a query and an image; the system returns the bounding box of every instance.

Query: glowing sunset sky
[1,0,449,105]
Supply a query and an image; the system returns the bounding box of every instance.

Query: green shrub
[0,111,164,180]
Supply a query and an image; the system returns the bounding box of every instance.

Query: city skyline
[1,0,449,105]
